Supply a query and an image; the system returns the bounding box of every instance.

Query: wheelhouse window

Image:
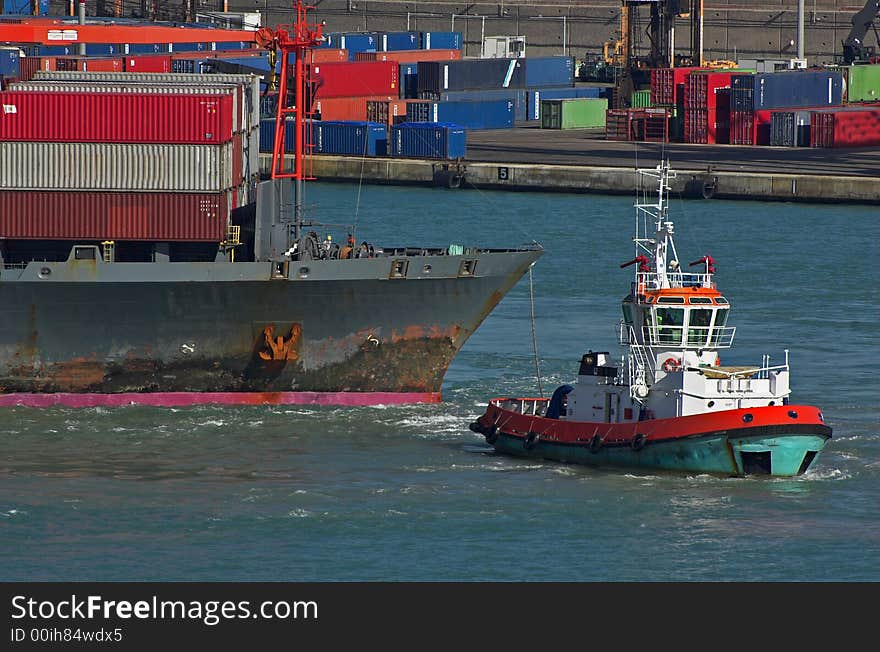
[655,307,684,345]
[622,302,634,326]
[687,308,713,346]
[711,308,730,345]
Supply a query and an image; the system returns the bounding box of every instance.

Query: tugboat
[469,162,831,477]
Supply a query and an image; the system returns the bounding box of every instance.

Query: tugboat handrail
[636,271,715,291]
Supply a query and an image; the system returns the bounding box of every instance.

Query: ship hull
[0,249,541,405]
[471,402,832,477]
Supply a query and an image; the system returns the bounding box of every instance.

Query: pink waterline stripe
[0,391,442,408]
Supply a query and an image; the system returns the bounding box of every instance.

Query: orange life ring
[662,357,680,373]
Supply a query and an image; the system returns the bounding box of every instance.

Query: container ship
[0,7,543,408]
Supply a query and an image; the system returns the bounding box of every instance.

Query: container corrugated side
[0,190,231,241]
[540,98,607,129]
[311,61,399,99]
[382,32,422,51]
[0,47,20,78]
[0,90,236,144]
[0,141,235,192]
[391,123,466,159]
[124,55,173,73]
[259,118,297,153]
[31,70,261,130]
[333,33,380,58]
[9,81,244,133]
[846,64,880,102]
[312,121,387,156]
[355,49,461,63]
[421,32,462,50]
[524,56,574,89]
[528,87,602,120]
[417,59,526,93]
[752,70,844,110]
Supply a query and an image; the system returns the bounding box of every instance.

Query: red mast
[267,1,324,182]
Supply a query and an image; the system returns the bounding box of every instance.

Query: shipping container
[382,32,421,51]
[17,56,55,81]
[417,58,525,94]
[0,141,236,192]
[0,47,20,79]
[407,98,515,130]
[400,62,418,99]
[55,57,125,73]
[684,71,734,109]
[524,56,575,89]
[732,70,844,111]
[429,88,527,122]
[366,99,417,127]
[730,108,773,145]
[540,98,608,129]
[0,90,235,144]
[651,67,708,105]
[528,86,603,120]
[811,106,880,147]
[421,32,462,50]
[171,58,211,74]
[769,110,812,147]
[124,55,173,73]
[312,121,387,156]
[683,107,729,144]
[0,190,231,242]
[630,89,652,108]
[258,117,297,153]
[311,60,399,99]
[328,33,380,58]
[846,63,880,102]
[354,49,462,64]
[314,95,398,122]
[391,122,466,159]
[308,48,349,63]
[26,71,260,132]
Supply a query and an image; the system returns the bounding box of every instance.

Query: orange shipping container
[313,95,398,121]
[366,99,420,127]
[353,49,462,63]
[309,49,349,63]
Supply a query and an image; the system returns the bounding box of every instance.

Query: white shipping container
[0,141,236,193]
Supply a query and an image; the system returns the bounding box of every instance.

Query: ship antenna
[269,1,324,245]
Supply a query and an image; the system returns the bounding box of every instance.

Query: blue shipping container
[0,47,20,79]
[128,43,170,54]
[525,56,575,89]
[734,70,844,110]
[313,121,388,156]
[421,32,462,50]
[382,32,421,51]
[214,42,253,51]
[259,118,298,153]
[528,87,603,120]
[417,58,526,93]
[434,89,527,122]
[333,33,380,58]
[391,123,466,159]
[4,0,47,13]
[407,99,515,130]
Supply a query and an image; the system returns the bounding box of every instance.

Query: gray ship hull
[0,248,541,405]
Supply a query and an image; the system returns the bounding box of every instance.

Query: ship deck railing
[618,323,736,349]
[637,271,715,290]
[492,397,549,416]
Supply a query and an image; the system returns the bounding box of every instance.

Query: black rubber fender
[523,431,540,450]
[485,426,499,445]
[631,433,648,451]
[589,433,603,453]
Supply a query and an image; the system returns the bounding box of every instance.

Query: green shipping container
[847,64,880,102]
[540,98,608,129]
[631,89,652,108]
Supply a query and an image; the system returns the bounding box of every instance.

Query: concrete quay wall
[260,153,880,205]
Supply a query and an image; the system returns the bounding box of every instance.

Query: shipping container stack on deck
[0,72,260,247]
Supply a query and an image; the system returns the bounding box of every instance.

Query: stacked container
[810,106,880,147]
[683,71,734,144]
[405,98,515,130]
[0,71,262,242]
[730,70,844,145]
[540,98,608,129]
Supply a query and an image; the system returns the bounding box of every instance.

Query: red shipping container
[54,57,125,73]
[308,49,349,63]
[651,67,709,106]
[0,91,235,144]
[18,56,56,81]
[310,61,399,99]
[124,55,173,73]
[683,107,729,144]
[684,71,734,109]
[353,49,462,63]
[313,95,398,121]
[0,190,230,241]
[730,109,772,145]
[811,107,880,147]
